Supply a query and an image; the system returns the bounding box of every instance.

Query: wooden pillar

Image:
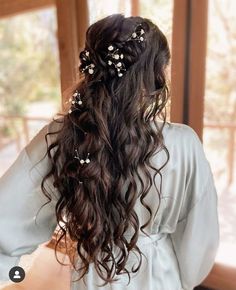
[76,0,89,53]
[171,0,208,141]
[170,0,188,126]
[56,0,79,95]
[56,0,89,106]
[131,0,139,16]
[188,0,208,140]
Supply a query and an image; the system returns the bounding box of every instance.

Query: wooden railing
[0,114,51,151]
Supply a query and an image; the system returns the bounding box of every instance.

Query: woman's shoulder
[47,115,65,136]
[24,115,65,174]
[162,121,210,175]
[154,120,201,149]
[162,121,199,139]
[157,121,209,169]
[26,115,64,147]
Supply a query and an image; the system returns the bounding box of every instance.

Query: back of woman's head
[41,13,170,286]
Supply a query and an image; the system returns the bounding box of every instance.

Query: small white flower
[108,45,114,51]
[118,73,123,77]
[85,158,90,164]
[90,63,95,68]
[69,109,72,114]
[80,159,85,164]
[114,54,119,59]
[117,62,122,67]
[73,92,78,97]
[108,60,112,65]
[88,68,94,74]
[120,54,124,59]
[85,51,89,56]
[140,36,144,41]
[140,29,144,35]
[72,100,75,104]
[132,32,137,38]
[78,100,82,105]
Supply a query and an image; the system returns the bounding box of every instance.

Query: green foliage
[0,123,12,137]
[0,8,60,116]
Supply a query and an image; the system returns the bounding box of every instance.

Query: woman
[0,14,219,290]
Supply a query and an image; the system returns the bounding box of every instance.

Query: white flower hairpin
[67,90,83,114]
[74,149,91,165]
[79,49,96,75]
[106,23,146,78]
[106,45,126,77]
[81,63,95,75]
[126,24,145,42]
[79,23,146,79]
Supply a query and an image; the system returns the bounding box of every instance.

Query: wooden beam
[131,0,140,16]
[0,0,55,18]
[56,0,89,109]
[187,0,208,140]
[171,0,208,140]
[56,0,89,107]
[56,0,77,97]
[170,0,188,125]
[76,0,89,53]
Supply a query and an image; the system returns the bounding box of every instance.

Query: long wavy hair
[40,14,170,287]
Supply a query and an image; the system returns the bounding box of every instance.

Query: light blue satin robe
[0,119,219,290]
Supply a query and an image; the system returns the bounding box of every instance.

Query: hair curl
[40,14,171,287]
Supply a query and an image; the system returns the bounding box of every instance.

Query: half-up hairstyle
[40,13,171,287]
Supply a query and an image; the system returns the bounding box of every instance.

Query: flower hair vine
[74,149,91,165]
[126,23,145,43]
[79,23,146,78]
[79,49,96,75]
[106,23,146,77]
[106,45,126,77]
[74,149,91,184]
[66,90,83,114]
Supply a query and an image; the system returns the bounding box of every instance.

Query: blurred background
[0,0,235,290]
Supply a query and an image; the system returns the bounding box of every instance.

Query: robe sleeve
[170,126,220,290]
[0,123,59,282]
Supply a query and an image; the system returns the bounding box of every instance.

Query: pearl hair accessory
[126,24,145,42]
[67,90,83,114]
[79,23,146,78]
[106,45,126,77]
[79,49,96,75]
[81,63,95,75]
[106,23,146,77]
[74,149,91,165]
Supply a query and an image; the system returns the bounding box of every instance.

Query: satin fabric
[0,119,219,290]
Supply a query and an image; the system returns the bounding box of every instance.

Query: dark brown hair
[41,13,170,287]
